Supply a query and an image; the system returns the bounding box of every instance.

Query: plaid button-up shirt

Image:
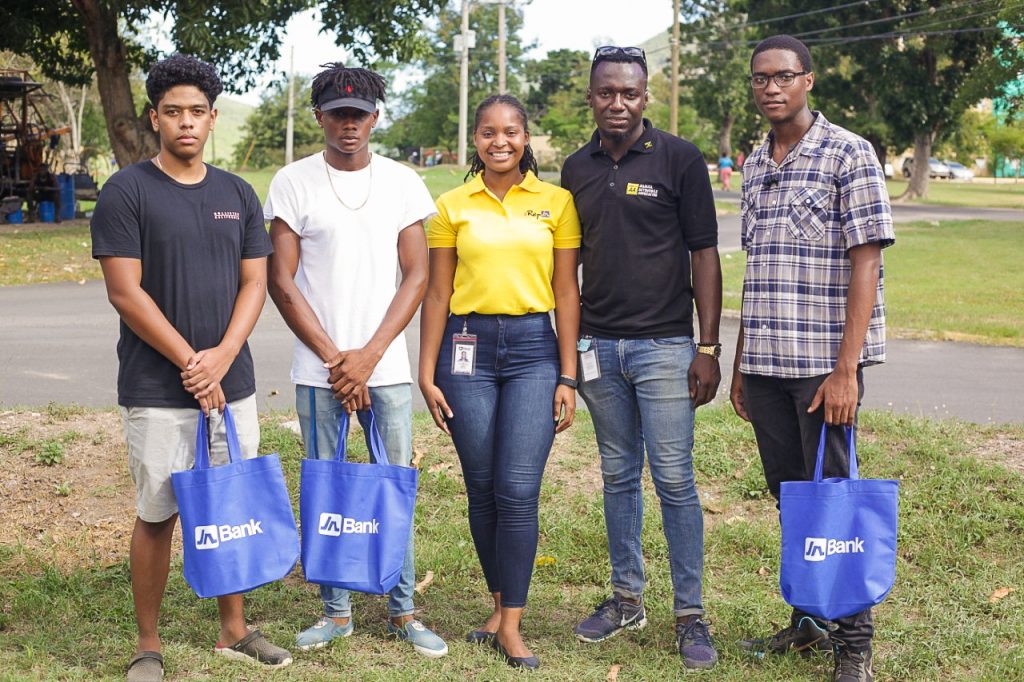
[739,112,895,378]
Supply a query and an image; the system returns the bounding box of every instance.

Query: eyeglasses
[750,71,811,89]
[593,46,647,64]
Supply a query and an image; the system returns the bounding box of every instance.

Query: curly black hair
[465,94,538,182]
[145,53,223,107]
[310,62,387,108]
[751,35,813,72]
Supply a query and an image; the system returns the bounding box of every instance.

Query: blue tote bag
[780,425,899,621]
[171,406,299,599]
[299,397,418,595]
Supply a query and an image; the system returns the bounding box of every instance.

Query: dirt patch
[0,408,136,572]
[971,433,1024,475]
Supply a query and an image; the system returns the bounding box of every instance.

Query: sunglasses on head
[593,46,647,64]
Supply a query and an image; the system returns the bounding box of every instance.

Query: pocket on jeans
[651,336,690,347]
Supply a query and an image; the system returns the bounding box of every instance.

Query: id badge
[451,334,477,376]
[578,337,600,383]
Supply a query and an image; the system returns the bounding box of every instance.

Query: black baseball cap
[315,82,377,113]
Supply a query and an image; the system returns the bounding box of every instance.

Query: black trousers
[742,369,874,652]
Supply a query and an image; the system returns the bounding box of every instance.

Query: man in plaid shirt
[729,35,895,682]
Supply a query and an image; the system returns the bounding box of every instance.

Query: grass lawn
[722,220,1024,346]
[0,224,99,286]
[1,405,1022,680]
[885,179,1024,209]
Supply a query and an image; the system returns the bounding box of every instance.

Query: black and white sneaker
[574,594,647,643]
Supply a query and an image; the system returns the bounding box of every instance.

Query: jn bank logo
[319,513,343,537]
[318,512,380,536]
[804,537,827,561]
[804,536,865,561]
[195,525,220,550]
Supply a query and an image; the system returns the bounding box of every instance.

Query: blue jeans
[435,313,559,608]
[296,383,416,618]
[577,336,705,617]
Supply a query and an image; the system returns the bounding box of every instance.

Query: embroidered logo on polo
[525,209,551,219]
[643,140,654,149]
[625,182,659,198]
[213,211,241,220]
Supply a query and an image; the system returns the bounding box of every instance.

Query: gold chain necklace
[324,152,373,211]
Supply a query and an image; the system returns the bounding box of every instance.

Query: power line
[680,0,878,39]
[686,24,1023,50]
[789,0,1004,40]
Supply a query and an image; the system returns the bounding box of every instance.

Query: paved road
[713,194,1023,253]
[2,280,1021,424]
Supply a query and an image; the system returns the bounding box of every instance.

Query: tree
[233,76,321,169]
[678,0,760,158]
[380,1,528,155]
[747,1,1024,199]
[524,48,589,122]
[1,0,442,166]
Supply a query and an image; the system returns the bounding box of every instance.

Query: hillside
[207,95,254,168]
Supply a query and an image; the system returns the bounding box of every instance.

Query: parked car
[902,157,951,179]
[944,160,975,181]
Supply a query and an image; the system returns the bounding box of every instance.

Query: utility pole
[457,0,471,166]
[670,0,680,136]
[497,0,507,94]
[285,46,295,165]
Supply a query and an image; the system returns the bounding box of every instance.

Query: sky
[229,0,673,105]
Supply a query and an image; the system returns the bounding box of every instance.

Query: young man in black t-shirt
[91,54,289,681]
[560,47,723,672]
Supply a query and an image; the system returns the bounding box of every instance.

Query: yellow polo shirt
[428,171,581,315]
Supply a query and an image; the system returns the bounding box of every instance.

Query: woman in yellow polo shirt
[419,94,580,670]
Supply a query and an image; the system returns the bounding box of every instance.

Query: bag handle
[193,405,243,470]
[308,387,391,466]
[813,423,858,482]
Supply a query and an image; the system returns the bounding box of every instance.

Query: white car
[944,160,975,181]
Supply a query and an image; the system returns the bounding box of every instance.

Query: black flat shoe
[465,629,495,644]
[491,635,540,670]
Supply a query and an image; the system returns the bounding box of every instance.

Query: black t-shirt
[561,121,718,339]
[90,161,272,407]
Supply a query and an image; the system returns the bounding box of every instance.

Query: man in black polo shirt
[560,46,723,672]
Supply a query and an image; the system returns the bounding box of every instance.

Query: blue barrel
[6,208,23,224]
[38,200,55,223]
[58,174,76,220]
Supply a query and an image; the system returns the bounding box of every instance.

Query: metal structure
[0,69,96,222]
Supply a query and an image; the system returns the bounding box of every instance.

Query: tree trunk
[718,114,734,157]
[55,83,88,167]
[71,0,158,167]
[899,131,932,201]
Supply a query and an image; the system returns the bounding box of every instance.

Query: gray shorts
[119,393,260,522]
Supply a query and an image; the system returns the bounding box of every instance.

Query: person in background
[419,94,581,671]
[718,153,734,191]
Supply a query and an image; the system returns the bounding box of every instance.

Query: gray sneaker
[214,629,292,668]
[574,595,647,643]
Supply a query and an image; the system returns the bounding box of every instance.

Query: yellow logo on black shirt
[625,182,659,198]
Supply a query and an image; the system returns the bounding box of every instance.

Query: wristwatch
[558,374,579,388]
[696,343,722,359]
